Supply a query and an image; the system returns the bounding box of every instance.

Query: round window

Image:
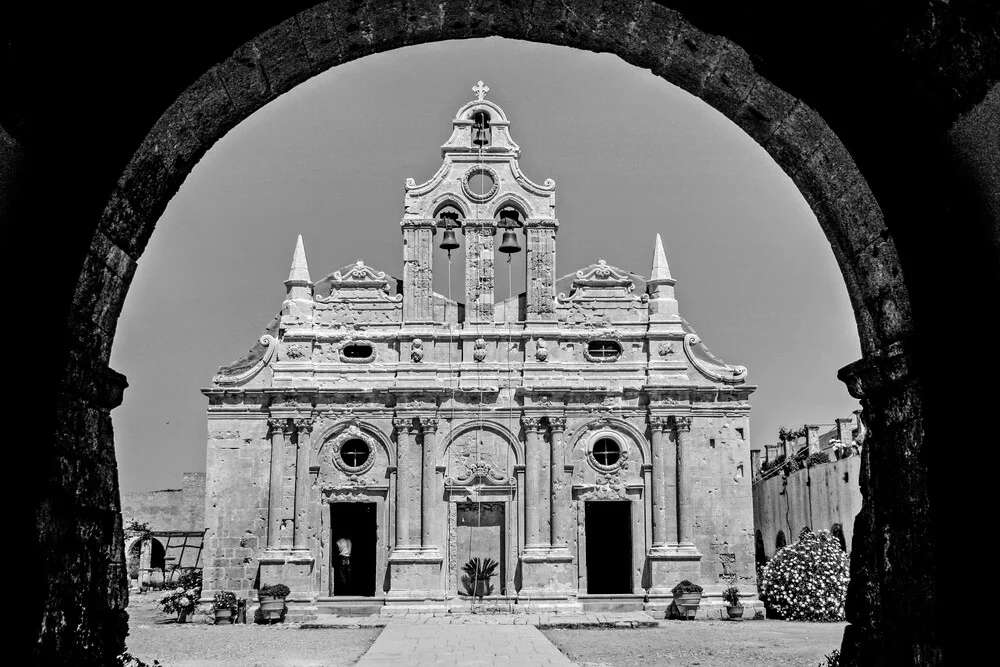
[340,439,370,468]
[592,438,621,466]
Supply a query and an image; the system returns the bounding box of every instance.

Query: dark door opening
[456,502,505,596]
[330,502,376,596]
[585,501,632,594]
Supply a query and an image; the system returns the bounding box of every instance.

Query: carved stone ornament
[588,435,630,474]
[557,260,647,304]
[473,338,488,362]
[284,343,307,359]
[327,424,377,476]
[649,416,672,432]
[534,338,549,362]
[293,417,315,434]
[445,431,511,486]
[462,165,500,202]
[213,335,277,385]
[316,260,402,303]
[548,417,567,431]
[672,416,693,432]
[521,416,545,431]
[683,333,748,384]
[419,416,440,431]
[658,342,676,357]
[267,417,287,433]
[410,338,424,363]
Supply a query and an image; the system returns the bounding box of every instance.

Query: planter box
[259,595,286,624]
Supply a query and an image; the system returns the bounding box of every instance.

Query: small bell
[499,229,521,255]
[438,211,461,257]
[472,111,491,147]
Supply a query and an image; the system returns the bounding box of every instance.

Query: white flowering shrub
[759,528,849,621]
[157,570,202,618]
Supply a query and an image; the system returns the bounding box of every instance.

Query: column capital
[521,416,545,431]
[293,417,314,433]
[672,415,693,432]
[418,416,440,431]
[649,415,672,432]
[392,417,412,431]
[267,417,287,433]
[548,416,567,431]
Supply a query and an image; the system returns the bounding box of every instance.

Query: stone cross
[473,80,490,101]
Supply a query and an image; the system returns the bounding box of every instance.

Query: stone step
[578,595,647,613]
[315,597,386,617]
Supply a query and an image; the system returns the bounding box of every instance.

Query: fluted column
[418,416,439,550]
[393,417,415,548]
[673,416,694,546]
[292,418,313,549]
[548,417,568,549]
[522,416,547,548]
[524,219,558,321]
[463,220,497,324]
[266,417,287,549]
[649,416,674,549]
[401,220,435,322]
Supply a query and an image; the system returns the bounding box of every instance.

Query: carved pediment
[317,260,402,303]
[557,260,648,303]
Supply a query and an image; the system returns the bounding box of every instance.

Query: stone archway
[21,1,996,664]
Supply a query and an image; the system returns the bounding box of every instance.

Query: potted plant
[212,590,238,624]
[461,557,499,598]
[258,583,290,623]
[722,585,744,619]
[671,580,703,620]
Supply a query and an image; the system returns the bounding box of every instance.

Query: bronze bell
[499,229,521,254]
[440,228,460,253]
[472,111,491,147]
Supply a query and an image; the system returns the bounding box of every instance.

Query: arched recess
[314,418,395,468]
[439,419,523,467]
[54,1,931,664]
[567,417,651,465]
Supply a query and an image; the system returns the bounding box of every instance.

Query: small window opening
[343,343,374,359]
[592,438,621,466]
[340,439,370,468]
[587,340,622,360]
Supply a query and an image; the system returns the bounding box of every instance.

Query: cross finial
[473,80,490,101]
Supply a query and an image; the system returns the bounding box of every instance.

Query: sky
[111,38,861,493]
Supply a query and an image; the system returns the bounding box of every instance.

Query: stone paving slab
[300,611,656,629]
[356,623,574,666]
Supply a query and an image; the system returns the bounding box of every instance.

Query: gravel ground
[543,620,846,667]
[124,594,381,666]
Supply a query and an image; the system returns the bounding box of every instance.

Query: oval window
[592,438,621,466]
[342,343,374,360]
[587,340,622,361]
[340,439,370,468]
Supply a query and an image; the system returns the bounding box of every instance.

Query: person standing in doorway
[335,536,352,594]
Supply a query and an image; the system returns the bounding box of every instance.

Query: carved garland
[682,333,748,384]
[461,165,500,202]
[213,335,277,385]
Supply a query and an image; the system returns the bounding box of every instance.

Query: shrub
[213,590,238,613]
[259,583,290,598]
[671,580,703,595]
[158,575,201,617]
[819,649,841,666]
[759,529,849,621]
[807,451,830,467]
[760,453,786,474]
[722,586,742,607]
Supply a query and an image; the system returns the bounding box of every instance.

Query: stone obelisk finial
[648,233,678,320]
[284,234,313,300]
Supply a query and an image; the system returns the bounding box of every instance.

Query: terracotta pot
[259,595,286,623]
[726,605,744,619]
[214,608,233,624]
[673,592,701,619]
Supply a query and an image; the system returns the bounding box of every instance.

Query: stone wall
[120,472,206,532]
[753,456,862,559]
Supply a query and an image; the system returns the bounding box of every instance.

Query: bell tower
[401,81,558,325]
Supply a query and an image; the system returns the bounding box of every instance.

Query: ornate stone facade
[202,84,756,614]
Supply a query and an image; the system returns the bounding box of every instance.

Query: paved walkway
[301,611,656,629]
[356,622,574,666]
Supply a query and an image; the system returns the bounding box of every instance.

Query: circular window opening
[340,439,370,468]
[587,340,622,360]
[468,171,495,196]
[343,343,374,359]
[592,438,621,466]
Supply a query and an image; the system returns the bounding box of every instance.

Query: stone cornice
[837,340,915,400]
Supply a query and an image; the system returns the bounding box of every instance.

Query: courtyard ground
[125,592,846,666]
[543,622,846,666]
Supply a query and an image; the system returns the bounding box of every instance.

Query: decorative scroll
[213,335,277,386]
[445,431,513,486]
[316,260,402,304]
[682,333,748,384]
[557,260,647,304]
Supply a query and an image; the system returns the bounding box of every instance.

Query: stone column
[673,416,695,547]
[401,220,435,322]
[463,220,497,324]
[393,418,415,549]
[419,416,439,551]
[292,418,313,550]
[524,220,558,321]
[266,417,286,549]
[522,416,547,548]
[649,416,674,549]
[548,417,568,549]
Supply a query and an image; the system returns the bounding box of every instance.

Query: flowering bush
[259,583,290,598]
[759,528,849,621]
[213,590,238,613]
[158,570,202,618]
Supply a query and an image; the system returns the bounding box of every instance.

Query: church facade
[202,83,756,614]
